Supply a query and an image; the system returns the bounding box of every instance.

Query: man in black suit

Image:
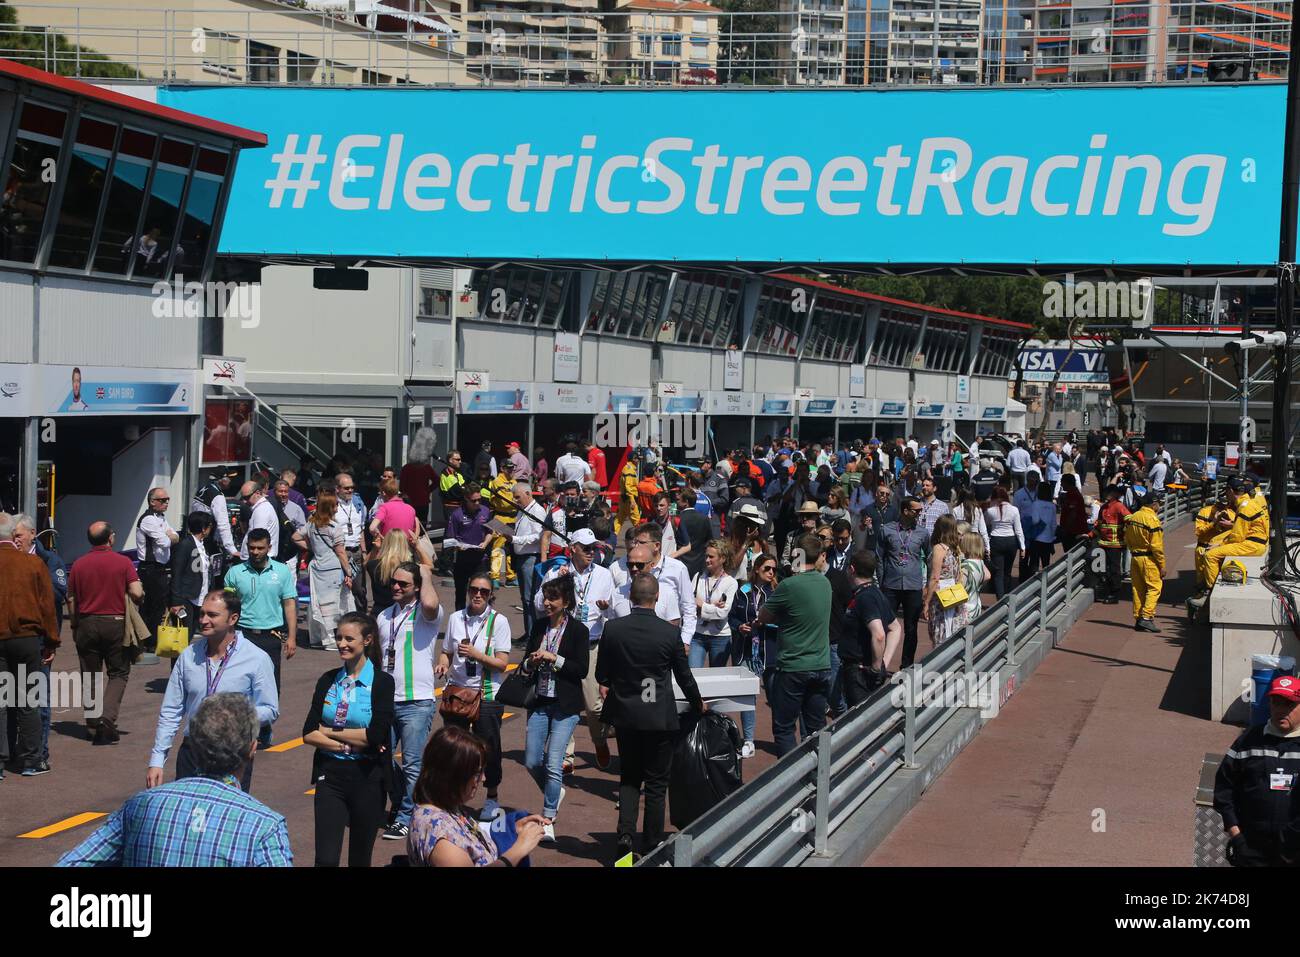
[169,512,214,639]
[597,572,706,860]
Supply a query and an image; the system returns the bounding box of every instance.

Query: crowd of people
[0,423,1270,867]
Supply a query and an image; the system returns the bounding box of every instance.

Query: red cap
[1268,676,1300,703]
[507,441,520,449]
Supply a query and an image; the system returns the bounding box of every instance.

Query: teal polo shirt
[224,559,296,629]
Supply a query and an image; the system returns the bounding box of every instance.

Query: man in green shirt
[757,533,832,757]
[223,529,297,748]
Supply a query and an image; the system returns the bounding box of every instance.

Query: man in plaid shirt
[57,694,291,867]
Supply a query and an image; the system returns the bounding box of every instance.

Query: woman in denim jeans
[727,553,779,759]
[519,575,589,844]
[689,541,738,670]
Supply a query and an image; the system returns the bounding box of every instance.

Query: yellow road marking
[265,737,304,753]
[20,812,107,839]
[305,788,316,795]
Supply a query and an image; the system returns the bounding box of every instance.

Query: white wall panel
[595,337,652,386]
[660,344,712,388]
[798,360,839,393]
[227,266,405,385]
[39,276,196,369]
[0,272,33,363]
[459,323,537,381]
[754,354,795,392]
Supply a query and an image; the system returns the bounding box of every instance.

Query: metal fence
[0,2,1291,88]
[640,480,1220,867]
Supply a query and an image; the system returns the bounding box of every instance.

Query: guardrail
[0,2,1291,88]
[640,480,1220,867]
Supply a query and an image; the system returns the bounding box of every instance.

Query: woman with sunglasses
[727,553,779,758]
[435,573,511,821]
[520,575,589,843]
[303,612,395,867]
[299,488,354,651]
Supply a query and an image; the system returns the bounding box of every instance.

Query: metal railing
[640,480,1219,867]
[0,1,1291,88]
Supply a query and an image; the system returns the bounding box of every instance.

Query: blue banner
[1016,348,1109,383]
[664,395,703,414]
[158,85,1284,265]
[802,398,838,416]
[878,401,908,418]
[761,397,792,415]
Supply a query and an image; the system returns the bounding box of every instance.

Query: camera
[1225,331,1290,358]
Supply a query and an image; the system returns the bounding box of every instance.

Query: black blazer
[521,615,590,717]
[302,665,397,787]
[168,535,204,606]
[596,608,704,732]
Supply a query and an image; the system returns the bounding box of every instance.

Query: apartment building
[5,0,468,85]
[605,0,720,85]
[461,0,604,83]
[982,0,1290,84]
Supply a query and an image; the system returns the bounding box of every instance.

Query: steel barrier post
[813,729,833,856]
[902,665,920,769]
[1039,558,1049,620]
[963,620,974,675]
[1006,587,1021,665]
[1066,543,1076,602]
[672,833,694,867]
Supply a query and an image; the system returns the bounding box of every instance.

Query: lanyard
[898,527,916,565]
[702,575,722,604]
[543,615,567,654]
[572,568,592,607]
[205,637,238,697]
[332,672,355,728]
[386,601,417,673]
[460,609,492,648]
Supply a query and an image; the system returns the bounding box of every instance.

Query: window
[2,101,67,264]
[48,116,117,270]
[286,51,319,83]
[173,147,228,279]
[247,42,281,82]
[661,33,682,55]
[135,138,194,279]
[91,127,156,275]
[640,33,654,55]
[751,284,803,356]
[420,286,452,317]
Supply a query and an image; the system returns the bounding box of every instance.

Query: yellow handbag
[156,613,190,658]
[937,582,970,609]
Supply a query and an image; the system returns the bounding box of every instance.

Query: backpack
[268,495,299,561]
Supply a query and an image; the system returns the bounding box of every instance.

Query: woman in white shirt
[983,486,1025,599]
[951,488,989,555]
[435,573,512,822]
[690,541,738,669]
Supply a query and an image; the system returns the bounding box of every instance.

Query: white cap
[570,528,597,546]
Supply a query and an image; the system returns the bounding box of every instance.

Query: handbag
[413,521,436,563]
[156,612,190,658]
[438,611,496,722]
[936,582,969,609]
[494,653,538,710]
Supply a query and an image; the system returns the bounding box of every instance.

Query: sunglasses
[467,586,492,597]
[391,579,415,589]
[627,561,647,570]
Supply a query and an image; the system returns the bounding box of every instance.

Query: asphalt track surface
[1,572,818,867]
[866,520,1242,866]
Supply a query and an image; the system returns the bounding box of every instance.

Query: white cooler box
[672,666,761,714]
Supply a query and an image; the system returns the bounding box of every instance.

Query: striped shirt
[57,776,292,867]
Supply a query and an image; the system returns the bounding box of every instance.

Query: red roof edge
[769,273,1034,331]
[0,59,268,147]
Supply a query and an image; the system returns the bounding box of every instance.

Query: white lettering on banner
[264,132,1229,237]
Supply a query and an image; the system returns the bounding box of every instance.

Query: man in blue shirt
[60,692,292,867]
[222,529,296,748]
[1045,443,1064,497]
[147,590,278,793]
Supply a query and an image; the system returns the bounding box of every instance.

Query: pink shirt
[374,499,418,537]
